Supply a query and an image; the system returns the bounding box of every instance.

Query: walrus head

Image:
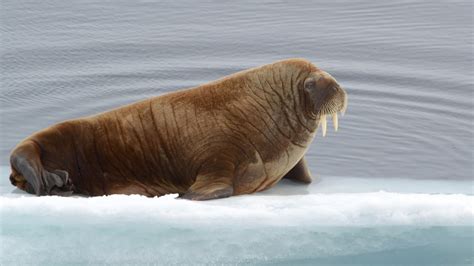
[302,70,347,136]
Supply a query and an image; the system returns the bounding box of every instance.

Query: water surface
[1,0,473,180]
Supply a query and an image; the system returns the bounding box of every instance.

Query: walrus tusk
[321,115,327,137]
[332,113,338,132]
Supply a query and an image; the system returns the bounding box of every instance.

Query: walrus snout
[304,71,347,113]
[326,84,347,114]
[303,70,347,136]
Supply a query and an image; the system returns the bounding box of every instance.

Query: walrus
[8,58,347,200]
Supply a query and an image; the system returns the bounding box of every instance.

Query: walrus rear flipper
[47,170,74,196]
[10,141,74,196]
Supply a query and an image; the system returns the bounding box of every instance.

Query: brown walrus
[9,58,347,200]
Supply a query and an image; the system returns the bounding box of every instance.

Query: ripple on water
[1,0,472,180]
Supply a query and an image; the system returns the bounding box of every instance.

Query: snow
[1,166,473,265]
[2,191,473,227]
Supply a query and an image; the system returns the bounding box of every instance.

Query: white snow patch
[1,191,473,226]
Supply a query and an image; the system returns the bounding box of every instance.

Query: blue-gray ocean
[1,1,473,265]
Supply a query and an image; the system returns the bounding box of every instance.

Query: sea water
[1,0,473,265]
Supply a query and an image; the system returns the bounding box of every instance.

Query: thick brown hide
[9,58,347,200]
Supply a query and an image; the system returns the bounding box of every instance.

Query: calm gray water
[1,0,473,180]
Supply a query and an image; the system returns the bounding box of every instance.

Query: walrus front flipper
[283,157,312,184]
[10,141,74,196]
[180,175,234,201]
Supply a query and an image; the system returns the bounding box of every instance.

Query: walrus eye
[304,77,317,91]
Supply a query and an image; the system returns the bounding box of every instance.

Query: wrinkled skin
[9,58,347,200]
